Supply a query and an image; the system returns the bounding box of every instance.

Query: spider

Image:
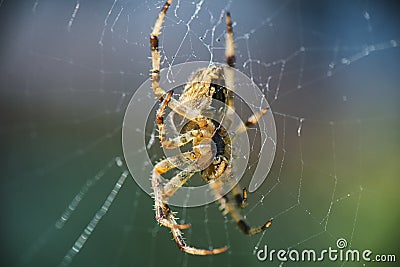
[149,0,272,255]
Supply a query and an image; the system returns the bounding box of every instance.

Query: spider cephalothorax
[149,0,272,255]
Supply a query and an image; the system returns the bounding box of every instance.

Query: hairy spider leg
[151,136,227,254]
[152,153,194,230]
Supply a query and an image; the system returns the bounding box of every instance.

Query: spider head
[211,83,227,105]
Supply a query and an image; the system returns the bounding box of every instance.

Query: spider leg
[153,153,228,255]
[233,108,269,138]
[165,153,228,255]
[225,12,235,68]
[162,141,226,198]
[169,214,228,255]
[150,0,172,99]
[211,179,272,235]
[225,12,236,116]
[162,165,196,198]
[161,131,200,149]
[224,12,269,138]
[152,152,195,229]
[231,185,248,209]
[156,91,200,148]
[150,0,204,122]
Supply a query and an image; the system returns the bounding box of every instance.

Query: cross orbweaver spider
[150,0,272,255]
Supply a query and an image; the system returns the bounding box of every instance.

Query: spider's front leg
[156,90,203,149]
[149,0,202,119]
[150,0,172,99]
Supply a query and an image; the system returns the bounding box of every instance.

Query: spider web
[1,0,399,266]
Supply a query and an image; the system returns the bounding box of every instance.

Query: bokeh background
[1,0,399,266]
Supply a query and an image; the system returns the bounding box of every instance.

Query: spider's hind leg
[226,191,272,235]
[231,185,248,209]
[152,153,195,229]
[211,180,272,235]
[152,153,228,255]
[169,213,228,255]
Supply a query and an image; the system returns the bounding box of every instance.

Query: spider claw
[180,245,228,255]
[158,220,190,230]
[210,246,229,255]
[168,222,190,229]
[263,220,273,230]
[173,230,228,255]
[239,187,248,208]
[176,223,191,229]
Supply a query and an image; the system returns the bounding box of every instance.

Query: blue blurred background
[1,0,399,266]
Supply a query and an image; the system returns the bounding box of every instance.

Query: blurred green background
[1,0,399,266]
